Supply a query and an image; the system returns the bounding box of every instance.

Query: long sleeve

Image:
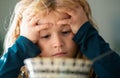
[73,21,120,78]
[0,36,40,78]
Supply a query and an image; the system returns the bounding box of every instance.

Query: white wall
[88,0,120,54]
[0,0,19,54]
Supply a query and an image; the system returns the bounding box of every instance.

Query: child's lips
[52,52,67,57]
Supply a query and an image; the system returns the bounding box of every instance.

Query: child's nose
[53,36,64,48]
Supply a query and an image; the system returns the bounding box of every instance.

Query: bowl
[24,57,92,78]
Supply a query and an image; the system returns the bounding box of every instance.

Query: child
[0,0,120,78]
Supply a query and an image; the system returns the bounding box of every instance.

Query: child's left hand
[57,5,88,34]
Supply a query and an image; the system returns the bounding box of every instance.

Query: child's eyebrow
[61,13,71,19]
[39,23,52,30]
[59,24,70,28]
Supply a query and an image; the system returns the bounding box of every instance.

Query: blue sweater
[0,21,120,78]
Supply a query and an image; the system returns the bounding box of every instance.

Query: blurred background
[0,0,120,55]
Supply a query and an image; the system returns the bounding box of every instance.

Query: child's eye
[41,35,50,39]
[62,30,71,35]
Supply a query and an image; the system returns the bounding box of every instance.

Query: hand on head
[20,9,50,43]
[57,5,88,34]
[20,5,88,44]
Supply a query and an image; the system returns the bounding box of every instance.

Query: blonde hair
[4,1,97,77]
[4,0,96,52]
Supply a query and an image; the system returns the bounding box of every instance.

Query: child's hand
[20,10,48,43]
[58,5,88,34]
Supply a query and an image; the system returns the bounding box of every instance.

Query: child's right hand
[20,9,48,44]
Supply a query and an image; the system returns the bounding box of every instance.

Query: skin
[37,11,78,58]
[20,5,88,58]
[57,5,88,34]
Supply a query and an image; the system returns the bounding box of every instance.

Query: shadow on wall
[0,0,19,55]
[0,39,3,55]
[111,15,120,54]
[88,0,120,55]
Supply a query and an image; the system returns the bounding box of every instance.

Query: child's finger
[34,23,51,32]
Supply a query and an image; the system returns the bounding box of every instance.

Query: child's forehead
[38,11,70,24]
